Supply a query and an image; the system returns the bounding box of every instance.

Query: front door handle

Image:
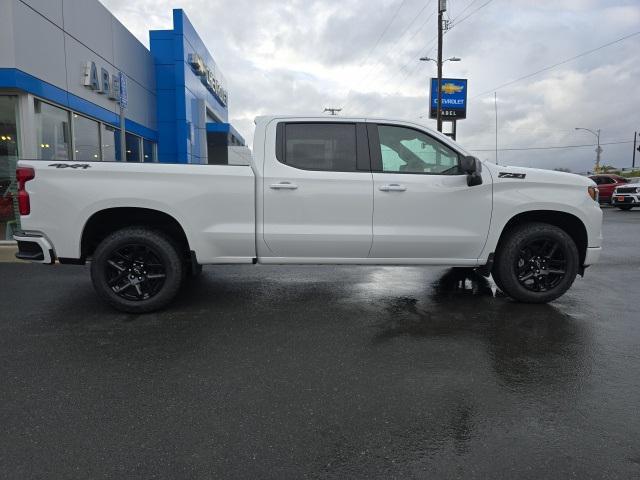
[379,183,407,192]
[270,182,298,190]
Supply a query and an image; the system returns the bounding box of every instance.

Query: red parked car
[589,174,629,203]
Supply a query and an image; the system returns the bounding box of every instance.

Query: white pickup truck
[14,116,603,312]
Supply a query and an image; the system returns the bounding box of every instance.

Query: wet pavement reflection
[1,209,639,479]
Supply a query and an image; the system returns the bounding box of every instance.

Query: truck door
[367,123,492,261]
[262,121,373,259]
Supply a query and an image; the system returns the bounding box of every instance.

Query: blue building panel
[149,9,240,164]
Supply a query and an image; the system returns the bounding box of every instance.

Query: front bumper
[13,231,55,264]
[611,194,640,206]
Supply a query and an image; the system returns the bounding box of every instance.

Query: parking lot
[1,207,639,479]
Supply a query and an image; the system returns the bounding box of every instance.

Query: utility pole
[323,108,342,116]
[436,0,446,133]
[575,127,601,173]
[595,129,602,172]
[494,92,498,164]
[633,131,637,169]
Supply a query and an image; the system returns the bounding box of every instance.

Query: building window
[73,113,101,161]
[32,98,156,163]
[143,138,156,162]
[125,133,141,162]
[102,125,120,162]
[35,100,71,161]
[1,96,20,240]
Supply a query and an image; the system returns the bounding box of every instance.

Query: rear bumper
[13,231,55,264]
[584,246,601,266]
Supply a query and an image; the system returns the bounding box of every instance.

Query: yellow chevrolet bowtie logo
[441,83,464,95]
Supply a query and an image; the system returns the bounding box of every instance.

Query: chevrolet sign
[188,53,228,107]
[429,78,468,120]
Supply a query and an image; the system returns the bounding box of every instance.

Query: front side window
[35,100,71,161]
[377,125,460,175]
[283,123,357,172]
[73,113,100,161]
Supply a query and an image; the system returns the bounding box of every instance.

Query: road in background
[1,209,639,479]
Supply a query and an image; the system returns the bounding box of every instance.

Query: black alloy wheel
[492,222,579,304]
[105,244,167,301]
[515,237,567,293]
[90,228,184,313]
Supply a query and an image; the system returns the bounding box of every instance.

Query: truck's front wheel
[90,228,184,313]
[492,223,579,303]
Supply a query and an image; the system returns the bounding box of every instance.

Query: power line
[342,1,436,111]
[468,140,633,152]
[348,0,494,115]
[358,0,410,69]
[471,30,640,99]
[449,0,495,28]
[451,0,483,21]
[358,0,492,114]
[338,0,410,108]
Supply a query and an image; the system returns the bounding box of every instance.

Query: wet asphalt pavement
[1,208,639,479]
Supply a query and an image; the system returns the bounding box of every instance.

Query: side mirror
[460,155,483,187]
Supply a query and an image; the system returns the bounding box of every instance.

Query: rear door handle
[379,184,407,192]
[270,182,298,190]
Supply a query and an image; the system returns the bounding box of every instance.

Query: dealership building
[0,0,245,239]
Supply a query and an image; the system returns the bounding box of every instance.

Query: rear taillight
[16,167,35,215]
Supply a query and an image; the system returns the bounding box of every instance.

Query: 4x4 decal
[48,163,91,169]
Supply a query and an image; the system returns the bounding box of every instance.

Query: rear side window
[279,123,358,172]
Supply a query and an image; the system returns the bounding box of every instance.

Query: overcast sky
[101,0,640,172]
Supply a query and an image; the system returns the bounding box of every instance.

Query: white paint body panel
[371,171,492,260]
[260,118,373,258]
[18,116,603,270]
[19,162,256,263]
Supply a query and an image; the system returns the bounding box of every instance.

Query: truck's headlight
[636,187,640,194]
[588,186,599,201]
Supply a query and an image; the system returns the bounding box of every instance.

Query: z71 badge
[48,163,91,169]
[498,172,526,179]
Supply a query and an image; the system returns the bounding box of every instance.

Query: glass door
[0,96,20,240]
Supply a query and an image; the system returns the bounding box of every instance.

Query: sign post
[118,72,128,162]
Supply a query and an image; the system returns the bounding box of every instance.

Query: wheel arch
[494,210,588,266]
[78,207,192,263]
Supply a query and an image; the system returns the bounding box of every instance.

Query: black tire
[492,222,579,304]
[617,205,633,211]
[90,228,184,313]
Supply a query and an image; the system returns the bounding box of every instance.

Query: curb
[0,245,21,263]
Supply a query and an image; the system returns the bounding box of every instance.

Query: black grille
[616,187,637,194]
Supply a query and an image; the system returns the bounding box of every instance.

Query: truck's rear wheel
[90,228,184,313]
[492,223,579,304]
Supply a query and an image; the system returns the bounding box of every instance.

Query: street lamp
[575,127,602,173]
[420,56,461,132]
